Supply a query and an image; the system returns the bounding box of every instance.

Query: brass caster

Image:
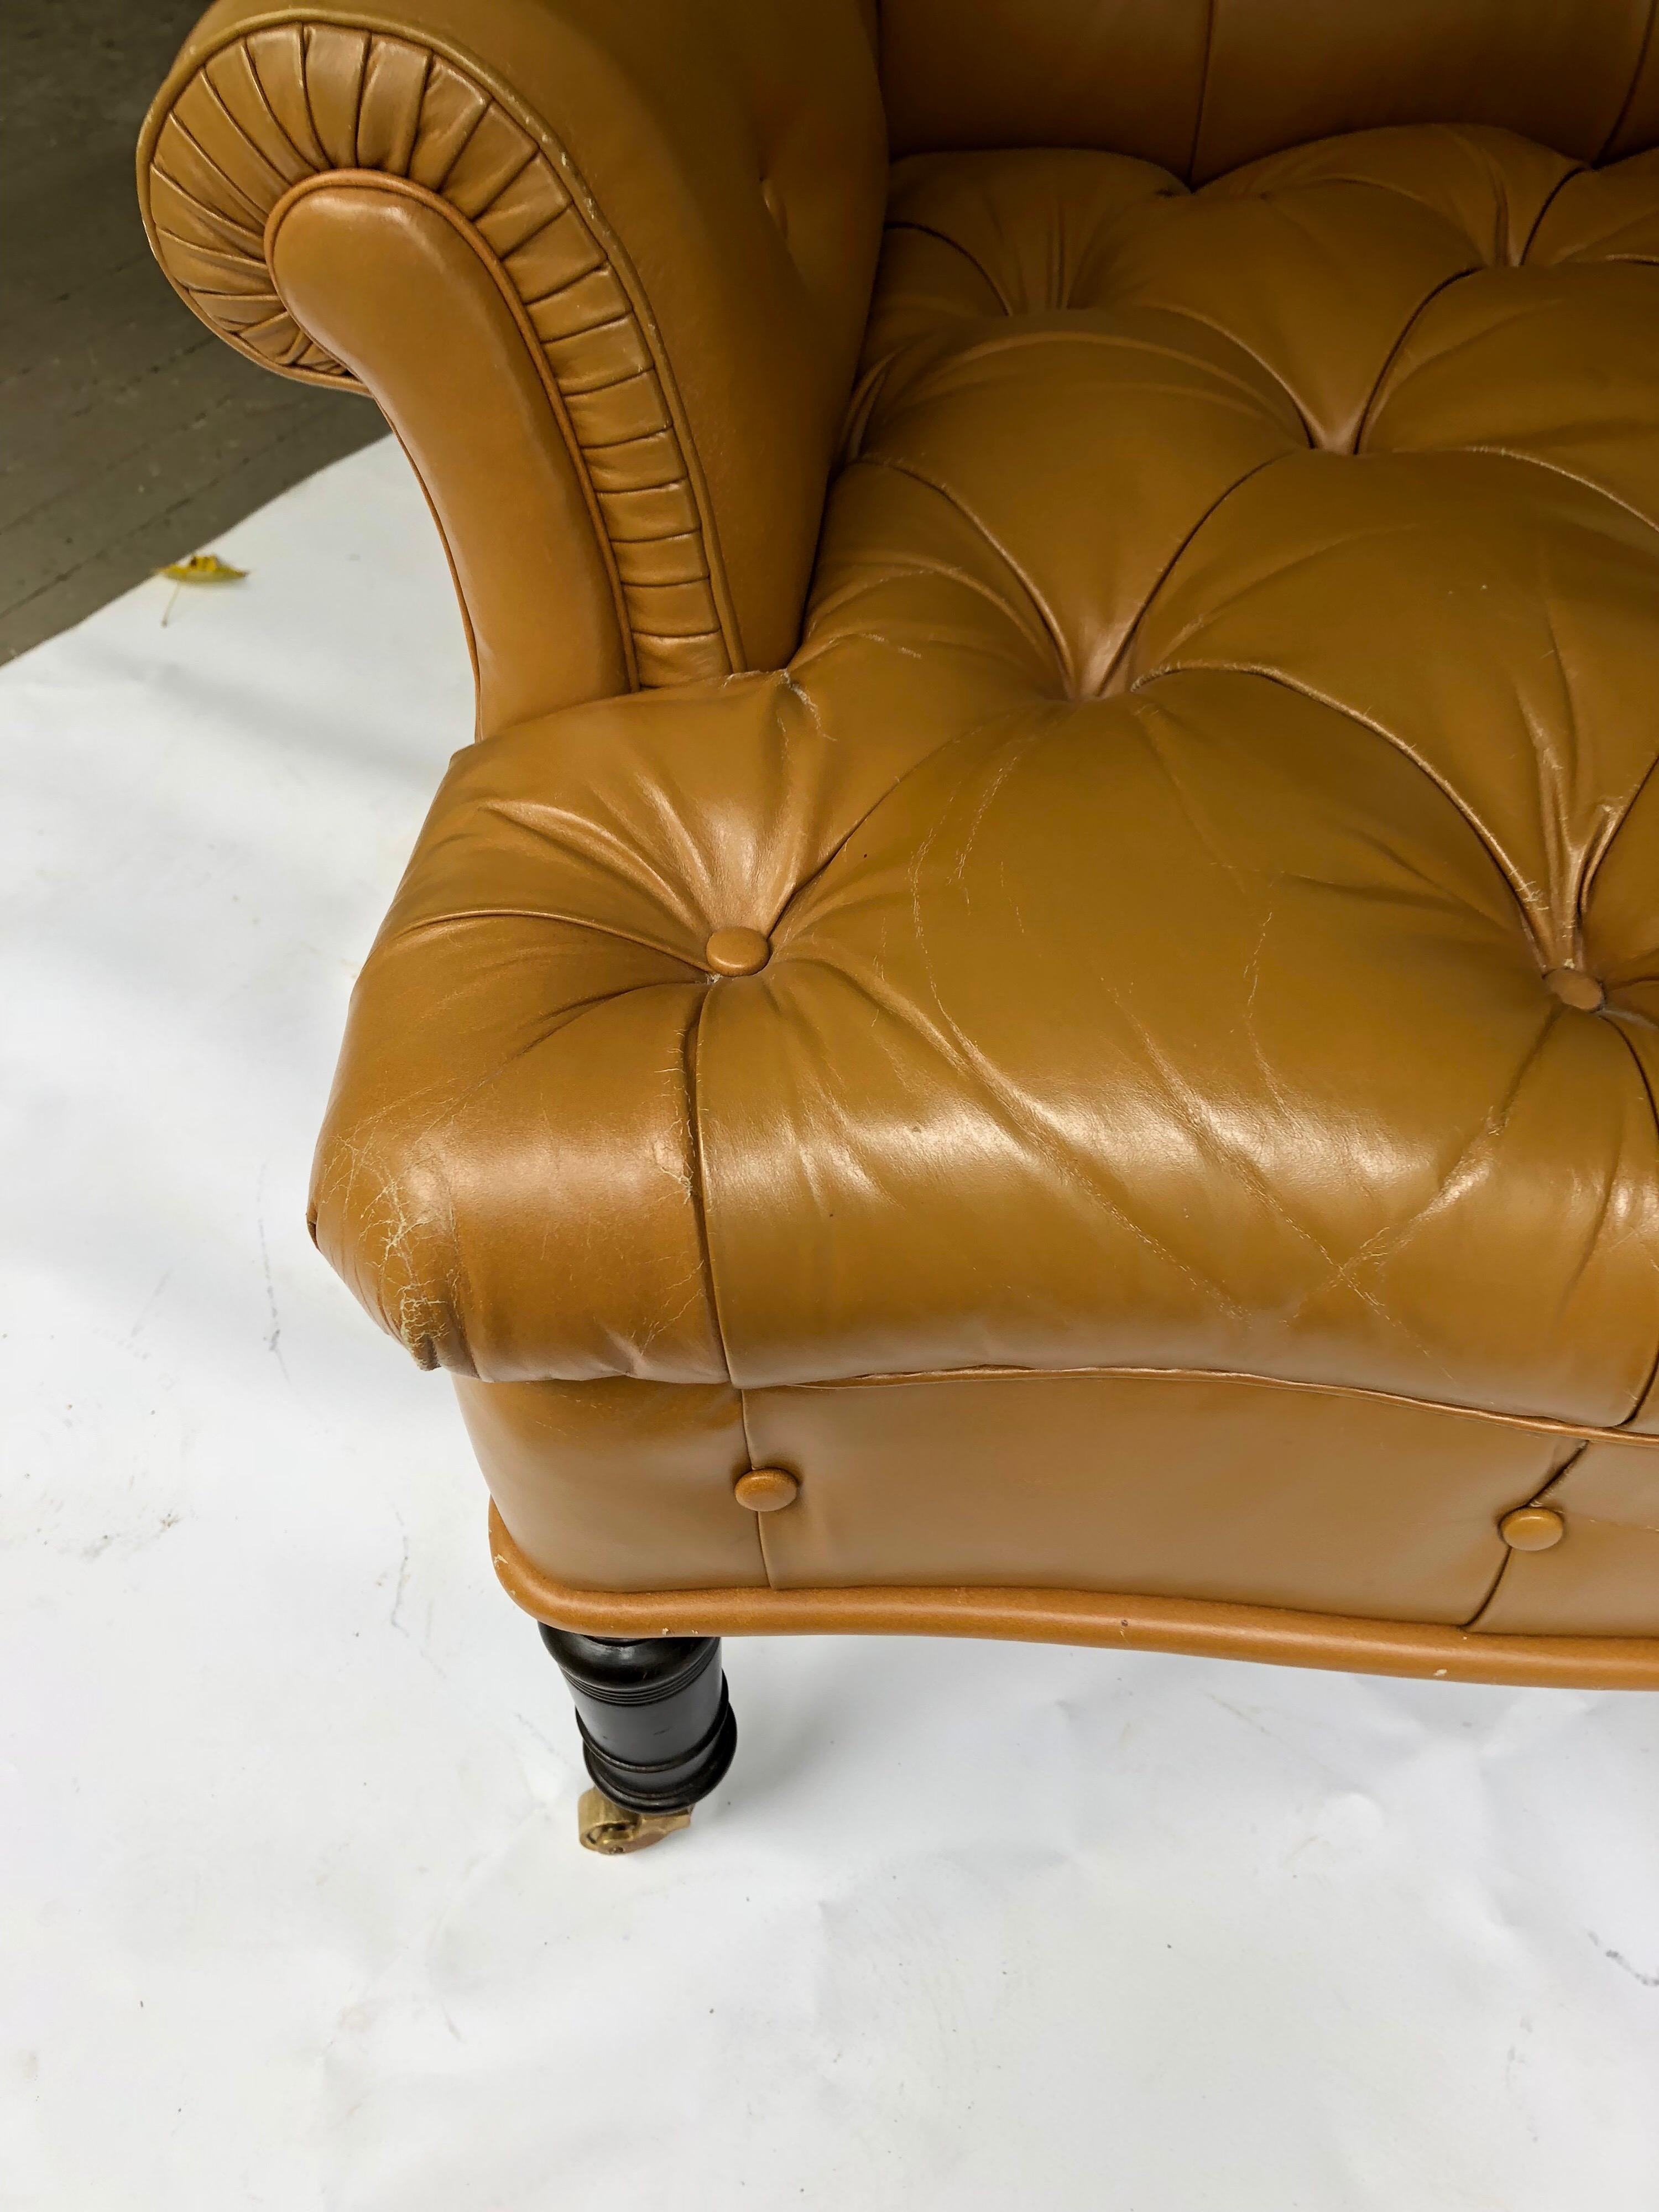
[577,1785,692,1855]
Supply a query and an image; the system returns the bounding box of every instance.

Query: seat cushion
[313,126,1659,1458]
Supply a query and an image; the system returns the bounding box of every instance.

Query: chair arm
[138,0,886,723]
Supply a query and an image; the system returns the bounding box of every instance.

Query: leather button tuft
[705,926,771,977]
[734,1468,799,1512]
[1500,1506,1566,1552]
[1544,967,1604,1011]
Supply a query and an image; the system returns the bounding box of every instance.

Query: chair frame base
[540,1620,737,1840]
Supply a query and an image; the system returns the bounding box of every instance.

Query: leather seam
[858,452,1075,688]
[749,1361,1659,1451]
[386,905,703,967]
[1105,451,1291,688]
[1460,1439,1588,1626]
[769,695,1035,932]
[1105,300,1313,445]
[1134,658,1551,965]
[1604,1017,1659,1426]
[1516,163,1589,264]
[1187,0,1218,185]
[733,1390,775,1588]
[244,28,326,180]
[685,980,735,1388]
[1352,264,1484,450]
[1572,741,1659,943]
[1426,441,1659,546]
[1600,0,1659,161]
[1462,1552,1517,1631]
[882,217,1014,314]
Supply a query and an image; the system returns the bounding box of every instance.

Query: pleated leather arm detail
[139,19,731,687]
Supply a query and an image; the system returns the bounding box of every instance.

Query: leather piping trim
[735,1363,1659,1452]
[488,1505,1659,1687]
[137,10,739,685]
[265,167,637,688]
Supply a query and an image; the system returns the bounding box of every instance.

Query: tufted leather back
[880,0,1659,180]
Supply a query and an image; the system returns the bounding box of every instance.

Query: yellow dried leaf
[155,553,248,585]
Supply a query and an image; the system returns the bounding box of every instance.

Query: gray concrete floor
[1,0,384,661]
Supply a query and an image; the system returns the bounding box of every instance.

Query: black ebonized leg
[540,1626,737,1852]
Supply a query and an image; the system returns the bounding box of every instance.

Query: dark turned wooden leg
[539,1626,738,1854]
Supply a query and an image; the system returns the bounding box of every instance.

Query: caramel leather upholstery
[142,2,1659,1684]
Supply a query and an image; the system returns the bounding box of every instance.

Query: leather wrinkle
[855,452,1074,686]
[1110,708,1454,1314]
[1100,449,1291,692]
[782,813,1262,1319]
[478,787,707,918]
[883,218,1018,313]
[1353,264,1489,451]
[1118,299,1315,445]
[1131,659,1558,967]
[1418,440,1659,548]
[1277,1008,1560,1362]
[1516,162,1588,265]
[386,907,702,969]
[748,693,1033,946]
[1580,744,1659,934]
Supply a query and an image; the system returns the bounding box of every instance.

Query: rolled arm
[138,0,886,719]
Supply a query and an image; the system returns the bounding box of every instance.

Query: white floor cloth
[4,439,1658,2210]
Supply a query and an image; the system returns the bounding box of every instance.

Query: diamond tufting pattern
[310,122,1659,1481]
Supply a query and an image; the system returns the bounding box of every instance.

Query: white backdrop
[3,439,1657,2210]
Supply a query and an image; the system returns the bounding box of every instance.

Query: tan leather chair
[141,0,1659,1848]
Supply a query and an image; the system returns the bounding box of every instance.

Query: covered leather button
[1500,1506,1566,1551]
[734,1467,799,1512]
[1544,967,1604,1011]
[705,926,771,976]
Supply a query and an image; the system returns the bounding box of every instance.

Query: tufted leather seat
[143,1,1659,1686]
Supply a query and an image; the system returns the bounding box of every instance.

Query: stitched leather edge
[137,13,737,686]
[487,1505,1659,1684]
[750,1363,1659,1451]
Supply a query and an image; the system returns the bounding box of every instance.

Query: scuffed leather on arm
[306,672,831,1384]
[139,0,887,692]
[306,577,1048,1384]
